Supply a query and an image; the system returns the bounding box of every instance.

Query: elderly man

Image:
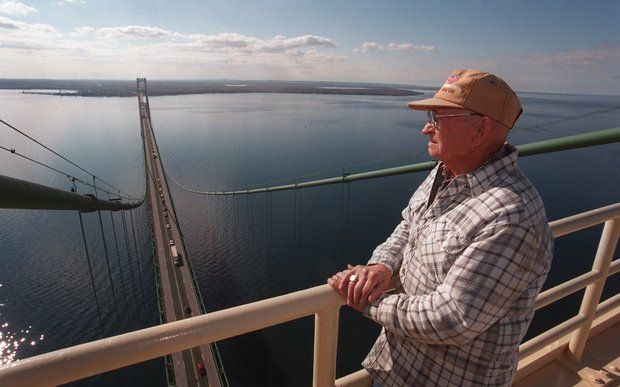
[328,69,553,386]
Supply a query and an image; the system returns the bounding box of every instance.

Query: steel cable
[93,179,123,333]
[129,208,147,323]
[0,118,136,200]
[77,211,105,335]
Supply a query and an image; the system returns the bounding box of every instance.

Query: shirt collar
[466,143,518,196]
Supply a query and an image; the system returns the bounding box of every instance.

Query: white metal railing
[0,203,618,387]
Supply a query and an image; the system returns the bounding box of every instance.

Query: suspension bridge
[0,79,618,386]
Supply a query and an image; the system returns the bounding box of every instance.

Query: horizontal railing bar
[340,296,620,387]
[518,314,588,361]
[594,293,620,319]
[0,285,344,386]
[0,174,142,211]
[535,270,600,311]
[549,202,620,237]
[0,203,618,386]
[335,369,372,387]
[608,259,620,276]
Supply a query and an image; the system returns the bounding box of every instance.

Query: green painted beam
[186,126,620,195]
[516,126,620,156]
[0,174,142,211]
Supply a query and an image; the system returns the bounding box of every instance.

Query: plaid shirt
[362,144,553,386]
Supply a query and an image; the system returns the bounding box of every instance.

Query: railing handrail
[549,202,620,237]
[0,203,618,386]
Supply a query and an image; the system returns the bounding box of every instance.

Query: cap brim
[407,97,464,111]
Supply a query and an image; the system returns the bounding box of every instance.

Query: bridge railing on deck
[0,203,619,387]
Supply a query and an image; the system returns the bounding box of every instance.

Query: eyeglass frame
[426,109,482,129]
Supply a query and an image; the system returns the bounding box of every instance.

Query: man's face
[421,108,481,165]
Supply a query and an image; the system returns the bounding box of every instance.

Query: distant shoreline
[0,79,427,97]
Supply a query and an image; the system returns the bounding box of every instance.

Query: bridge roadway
[138,85,222,387]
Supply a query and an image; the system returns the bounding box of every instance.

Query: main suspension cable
[163,106,620,196]
[0,118,136,200]
[0,145,133,200]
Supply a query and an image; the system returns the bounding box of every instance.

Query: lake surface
[0,89,619,386]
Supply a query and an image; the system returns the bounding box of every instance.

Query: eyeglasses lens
[427,110,437,127]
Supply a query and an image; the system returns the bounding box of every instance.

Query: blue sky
[1,0,618,94]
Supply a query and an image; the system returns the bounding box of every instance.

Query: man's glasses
[427,110,481,128]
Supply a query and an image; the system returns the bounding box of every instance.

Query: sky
[0,0,619,94]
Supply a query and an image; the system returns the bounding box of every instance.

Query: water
[1,89,619,386]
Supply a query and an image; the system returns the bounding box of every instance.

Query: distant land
[0,79,428,97]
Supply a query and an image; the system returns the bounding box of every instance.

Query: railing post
[313,307,340,387]
[568,218,620,360]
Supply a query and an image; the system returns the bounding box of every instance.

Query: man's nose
[422,122,434,135]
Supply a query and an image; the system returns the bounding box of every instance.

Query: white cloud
[355,41,379,53]
[356,41,435,53]
[0,15,56,33]
[96,25,173,39]
[0,20,343,80]
[0,0,36,15]
[53,0,86,6]
[70,26,94,37]
[259,34,337,52]
[386,42,434,52]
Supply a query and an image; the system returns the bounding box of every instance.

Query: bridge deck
[138,80,222,387]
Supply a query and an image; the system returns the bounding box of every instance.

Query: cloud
[0,15,56,33]
[96,25,173,39]
[386,42,434,52]
[516,43,620,67]
[0,20,343,80]
[356,41,435,53]
[0,0,36,15]
[259,34,337,52]
[70,26,94,37]
[53,0,86,6]
[355,41,379,53]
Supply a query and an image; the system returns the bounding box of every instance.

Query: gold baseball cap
[408,69,522,128]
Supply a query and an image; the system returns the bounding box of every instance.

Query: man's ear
[472,116,493,147]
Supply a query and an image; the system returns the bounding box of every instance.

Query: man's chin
[427,144,439,159]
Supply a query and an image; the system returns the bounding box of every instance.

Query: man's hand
[327,264,391,311]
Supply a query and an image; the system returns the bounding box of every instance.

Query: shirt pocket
[433,223,472,282]
[439,229,470,256]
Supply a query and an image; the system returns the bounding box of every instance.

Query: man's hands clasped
[327,264,391,311]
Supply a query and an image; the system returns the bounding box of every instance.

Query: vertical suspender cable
[233,195,241,264]
[77,211,105,335]
[265,192,270,260]
[129,208,147,320]
[120,208,143,324]
[339,181,345,260]
[203,195,208,257]
[247,194,254,263]
[108,205,130,319]
[344,180,351,260]
[297,182,303,257]
[135,207,149,301]
[92,178,122,332]
[293,188,298,259]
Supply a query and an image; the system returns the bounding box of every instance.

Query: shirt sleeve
[363,222,546,345]
[367,215,410,275]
